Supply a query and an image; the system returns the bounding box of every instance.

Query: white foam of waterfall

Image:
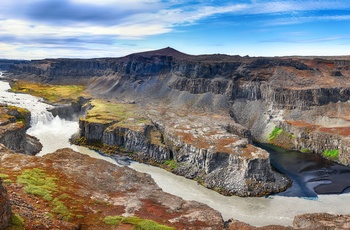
[28,116,79,156]
[0,81,55,126]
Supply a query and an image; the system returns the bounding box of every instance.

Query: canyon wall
[74,109,290,196]
[2,49,350,226]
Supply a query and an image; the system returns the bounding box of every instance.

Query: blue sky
[0,0,350,59]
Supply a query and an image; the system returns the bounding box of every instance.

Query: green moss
[268,127,284,141]
[3,179,12,184]
[103,216,174,230]
[7,213,25,230]
[16,168,58,201]
[323,149,339,159]
[51,198,72,221]
[164,159,178,170]
[103,216,122,225]
[301,148,311,153]
[0,173,10,179]
[7,106,30,124]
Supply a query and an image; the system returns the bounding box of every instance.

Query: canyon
[0,102,349,229]
[1,47,350,228]
[0,47,350,192]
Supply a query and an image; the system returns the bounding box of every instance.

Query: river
[0,79,350,227]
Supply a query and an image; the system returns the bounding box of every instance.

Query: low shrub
[322,149,339,159]
[164,159,178,170]
[301,148,311,153]
[268,127,283,141]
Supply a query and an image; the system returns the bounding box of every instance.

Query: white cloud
[1,0,350,59]
[267,15,350,26]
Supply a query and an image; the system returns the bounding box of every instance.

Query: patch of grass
[11,80,86,103]
[7,213,25,230]
[164,159,178,170]
[301,148,311,153]
[323,149,339,159]
[76,215,84,219]
[0,173,10,179]
[103,216,122,225]
[84,99,151,131]
[85,99,134,123]
[51,198,72,221]
[103,216,174,230]
[268,127,284,141]
[3,179,12,184]
[16,168,58,201]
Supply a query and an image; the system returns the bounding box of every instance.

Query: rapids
[0,79,350,227]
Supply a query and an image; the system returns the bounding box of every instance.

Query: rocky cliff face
[74,106,290,197]
[0,178,11,229]
[0,106,42,155]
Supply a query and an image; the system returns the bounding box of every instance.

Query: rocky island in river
[1,48,350,229]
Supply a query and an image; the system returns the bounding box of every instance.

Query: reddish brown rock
[0,179,11,229]
[0,148,224,229]
[293,213,350,230]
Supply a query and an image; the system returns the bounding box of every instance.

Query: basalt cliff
[2,48,350,196]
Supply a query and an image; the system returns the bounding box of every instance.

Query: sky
[0,0,350,59]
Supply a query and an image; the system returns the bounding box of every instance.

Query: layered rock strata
[3,48,350,163]
[2,47,350,184]
[75,106,290,196]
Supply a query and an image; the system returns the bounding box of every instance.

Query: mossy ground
[16,168,73,220]
[84,99,151,128]
[103,215,175,230]
[0,155,182,230]
[7,214,25,230]
[11,80,86,103]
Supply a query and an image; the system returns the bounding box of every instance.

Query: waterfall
[30,110,55,126]
[0,81,55,126]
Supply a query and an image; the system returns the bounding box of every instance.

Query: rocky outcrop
[227,213,350,230]
[0,148,225,229]
[0,179,11,229]
[75,108,290,197]
[293,213,350,230]
[49,96,90,120]
[0,106,42,155]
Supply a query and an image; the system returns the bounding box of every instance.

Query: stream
[0,79,350,227]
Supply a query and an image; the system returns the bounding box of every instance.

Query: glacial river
[0,79,350,227]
